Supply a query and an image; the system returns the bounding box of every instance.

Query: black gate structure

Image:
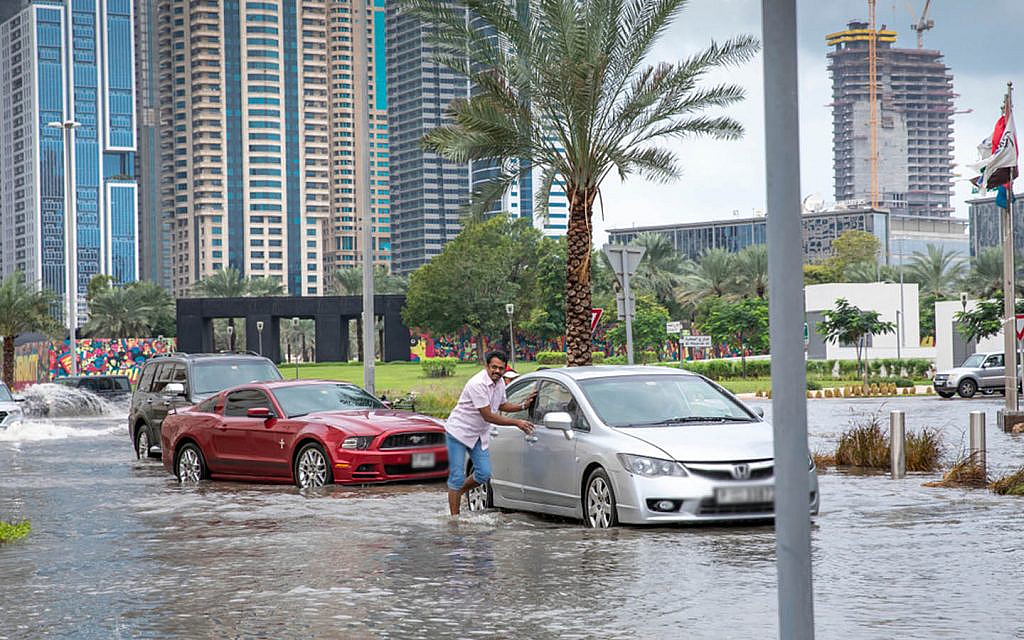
[175,295,411,364]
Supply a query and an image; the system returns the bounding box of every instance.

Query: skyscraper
[158,0,389,297]
[827,20,954,217]
[386,0,468,274]
[0,0,138,323]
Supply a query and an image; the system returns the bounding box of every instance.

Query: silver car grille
[683,459,774,481]
[0,411,6,423]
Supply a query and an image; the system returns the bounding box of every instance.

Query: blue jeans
[446,433,491,491]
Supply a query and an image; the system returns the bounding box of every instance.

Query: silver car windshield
[960,353,986,368]
[578,375,754,427]
[272,383,385,418]
[0,384,12,402]
[192,361,283,395]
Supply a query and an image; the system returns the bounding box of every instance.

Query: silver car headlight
[618,454,688,477]
[4,409,23,423]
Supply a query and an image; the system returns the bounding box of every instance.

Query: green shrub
[412,391,460,419]
[591,352,606,364]
[604,355,626,365]
[0,520,30,544]
[806,379,822,390]
[536,351,567,365]
[637,350,659,364]
[421,357,457,378]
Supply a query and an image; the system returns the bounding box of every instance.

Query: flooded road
[1,395,1023,639]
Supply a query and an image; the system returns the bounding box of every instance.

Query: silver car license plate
[411,452,435,469]
[715,486,774,504]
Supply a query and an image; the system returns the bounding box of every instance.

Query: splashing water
[0,420,124,442]
[18,383,116,418]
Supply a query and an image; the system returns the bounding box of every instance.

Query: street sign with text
[666,321,683,334]
[681,335,712,348]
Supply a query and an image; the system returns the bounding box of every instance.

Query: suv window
[151,363,177,393]
[985,354,1004,367]
[192,360,282,395]
[138,364,156,392]
[223,389,273,417]
[112,377,131,392]
[80,378,112,392]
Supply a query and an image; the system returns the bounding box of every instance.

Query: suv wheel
[957,378,977,398]
[135,427,151,460]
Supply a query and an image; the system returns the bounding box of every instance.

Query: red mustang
[160,380,448,488]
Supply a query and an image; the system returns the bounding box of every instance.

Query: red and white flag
[969,93,1018,191]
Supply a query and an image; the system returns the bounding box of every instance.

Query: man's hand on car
[515,419,535,435]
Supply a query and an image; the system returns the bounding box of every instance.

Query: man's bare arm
[478,406,534,434]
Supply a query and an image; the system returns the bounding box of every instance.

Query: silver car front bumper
[610,466,820,525]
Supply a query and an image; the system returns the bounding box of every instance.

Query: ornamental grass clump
[0,520,30,544]
[989,466,1024,496]
[923,451,987,489]
[905,427,944,472]
[812,449,836,469]
[835,417,889,468]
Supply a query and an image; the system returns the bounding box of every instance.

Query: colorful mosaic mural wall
[49,338,177,384]
[408,331,613,362]
[14,340,51,388]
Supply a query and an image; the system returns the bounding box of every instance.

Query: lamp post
[292,317,300,379]
[256,321,264,355]
[226,324,234,352]
[505,303,515,369]
[47,119,81,376]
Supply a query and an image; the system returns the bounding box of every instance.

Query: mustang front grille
[379,432,444,450]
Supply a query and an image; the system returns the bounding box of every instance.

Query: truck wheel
[957,379,977,398]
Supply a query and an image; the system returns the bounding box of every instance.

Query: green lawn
[292,361,546,397]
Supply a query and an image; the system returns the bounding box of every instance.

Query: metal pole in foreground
[890,410,906,479]
[969,411,986,476]
[353,0,375,394]
[623,267,635,365]
[762,1,814,637]
[56,122,80,377]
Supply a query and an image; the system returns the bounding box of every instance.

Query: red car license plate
[411,452,435,468]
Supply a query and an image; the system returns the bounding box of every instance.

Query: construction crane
[868,0,879,208]
[904,0,935,48]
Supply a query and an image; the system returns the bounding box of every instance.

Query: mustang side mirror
[247,407,275,419]
[164,382,186,396]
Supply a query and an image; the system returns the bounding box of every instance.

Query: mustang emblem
[409,435,425,445]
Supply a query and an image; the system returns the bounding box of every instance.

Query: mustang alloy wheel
[583,468,618,528]
[295,443,331,489]
[176,443,206,483]
[136,428,151,460]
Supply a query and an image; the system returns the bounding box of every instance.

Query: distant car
[160,380,448,489]
[54,375,132,399]
[933,351,1022,398]
[463,366,819,528]
[0,382,25,430]
[129,353,283,460]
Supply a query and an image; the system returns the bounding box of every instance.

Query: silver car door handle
[490,428,500,436]
[525,435,538,443]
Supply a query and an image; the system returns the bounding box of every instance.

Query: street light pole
[353,0,375,394]
[48,120,81,377]
[505,303,516,369]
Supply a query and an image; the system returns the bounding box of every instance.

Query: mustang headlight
[341,435,373,450]
[618,454,688,477]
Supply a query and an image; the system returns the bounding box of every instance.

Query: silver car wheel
[466,483,489,512]
[587,476,613,528]
[297,447,328,489]
[177,447,202,483]
[136,429,150,460]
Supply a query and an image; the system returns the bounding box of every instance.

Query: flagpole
[1003,82,1017,413]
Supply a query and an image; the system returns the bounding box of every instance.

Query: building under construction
[827,20,955,218]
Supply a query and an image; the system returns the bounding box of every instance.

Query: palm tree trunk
[2,337,14,388]
[565,186,595,366]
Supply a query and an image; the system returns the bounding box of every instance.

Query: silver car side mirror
[164,382,186,396]
[13,394,25,402]
[754,407,764,418]
[543,411,574,439]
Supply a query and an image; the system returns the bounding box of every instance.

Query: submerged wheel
[957,378,977,398]
[583,468,618,529]
[176,443,207,483]
[135,427,151,460]
[936,390,955,399]
[465,476,492,512]
[294,442,332,489]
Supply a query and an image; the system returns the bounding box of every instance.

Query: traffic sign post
[603,244,645,365]
[681,335,712,348]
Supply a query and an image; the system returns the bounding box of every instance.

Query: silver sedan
[466,366,819,527]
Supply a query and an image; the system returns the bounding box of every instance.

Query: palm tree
[0,272,59,387]
[631,232,685,313]
[961,247,1004,298]
[84,287,154,338]
[129,281,176,336]
[246,276,286,297]
[408,0,758,365]
[676,248,737,308]
[733,244,768,299]
[903,244,965,299]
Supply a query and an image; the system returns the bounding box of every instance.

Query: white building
[805,282,935,361]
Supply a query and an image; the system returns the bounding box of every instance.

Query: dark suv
[55,375,132,399]
[129,353,282,459]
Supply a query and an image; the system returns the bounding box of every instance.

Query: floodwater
[1,391,1023,639]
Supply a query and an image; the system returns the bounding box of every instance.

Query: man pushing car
[445,350,536,516]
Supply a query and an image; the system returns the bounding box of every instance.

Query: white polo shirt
[445,368,507,450]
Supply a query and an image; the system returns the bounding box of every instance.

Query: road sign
[602,244,645,288]
[1016,314,1024,341]
[591,308,604,332]
[615,290,635,320]
[666,321,683,334]
[803,322,809,346]
[681,335,712,348]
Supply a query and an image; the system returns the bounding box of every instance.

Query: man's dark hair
[484,350,508,365]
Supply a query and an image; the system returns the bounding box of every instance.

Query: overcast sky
[595,0,1024,243]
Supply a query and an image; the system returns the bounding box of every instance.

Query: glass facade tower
[0,0,138,324]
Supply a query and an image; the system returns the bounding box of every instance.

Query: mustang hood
[617,422,774,462]
[303,409,445,436]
